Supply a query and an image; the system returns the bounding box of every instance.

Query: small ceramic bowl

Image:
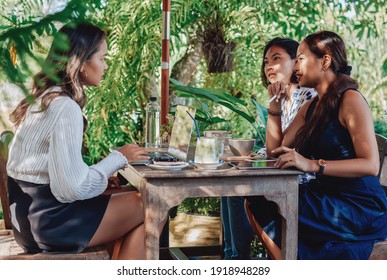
[228,138,255,156]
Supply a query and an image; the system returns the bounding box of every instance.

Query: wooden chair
[0,130,126,260]
[245,133,387,260]
[244,200,282,260]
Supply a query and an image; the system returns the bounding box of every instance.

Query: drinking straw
[186,110,200,140]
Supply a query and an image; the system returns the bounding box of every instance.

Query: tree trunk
[170,36,203,107]
[171,37,203,85]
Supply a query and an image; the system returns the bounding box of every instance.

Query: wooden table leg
[284,184,298,259]
[143,185,184,260]
[143,192,162,259]
[265,178,299,260]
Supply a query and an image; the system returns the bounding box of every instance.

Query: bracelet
[267,108,282,116]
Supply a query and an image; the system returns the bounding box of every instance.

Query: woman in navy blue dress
[247,31,387,259]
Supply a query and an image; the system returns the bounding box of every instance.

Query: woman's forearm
[266,101,283,157]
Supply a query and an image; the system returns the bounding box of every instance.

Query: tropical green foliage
[0,130,13,221]
[178,197,220,216]
[0,130,13,160]
[83,1,164,163]
[0,0,104,88]
[0,0,386,159]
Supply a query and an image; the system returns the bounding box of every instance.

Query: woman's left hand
[271,146,312,172]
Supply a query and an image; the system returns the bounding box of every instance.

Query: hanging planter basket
[200,11,236,74]
[203,41,236,73]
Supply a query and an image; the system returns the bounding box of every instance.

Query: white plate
[146,162,189,171]
[194,162,224,170]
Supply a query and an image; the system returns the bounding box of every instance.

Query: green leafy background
[0,0,386,258]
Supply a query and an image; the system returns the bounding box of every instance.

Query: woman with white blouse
[7,23,148,259]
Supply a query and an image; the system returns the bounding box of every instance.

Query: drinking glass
[194,137,219,163]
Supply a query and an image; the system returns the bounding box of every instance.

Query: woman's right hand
[268,82,288,104]
[118,144,148,163]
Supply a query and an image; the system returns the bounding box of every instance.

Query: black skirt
[8,177,111,254]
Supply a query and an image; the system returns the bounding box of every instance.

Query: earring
[81,70,88,77]
[322,67,326,72]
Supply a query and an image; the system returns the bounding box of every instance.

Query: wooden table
[119,163,301,260]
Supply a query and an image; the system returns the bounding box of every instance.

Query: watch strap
[318,164,325,175]
[318,159,327,175]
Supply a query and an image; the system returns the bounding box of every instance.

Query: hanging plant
[198,10,236,73]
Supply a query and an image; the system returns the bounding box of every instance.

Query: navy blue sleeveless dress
[248,97,387,259]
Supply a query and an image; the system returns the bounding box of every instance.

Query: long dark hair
[11,22,106,127]
[294,31,358,156]
[261,37,299,87]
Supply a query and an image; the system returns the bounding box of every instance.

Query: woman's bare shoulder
[341,89,369,110]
